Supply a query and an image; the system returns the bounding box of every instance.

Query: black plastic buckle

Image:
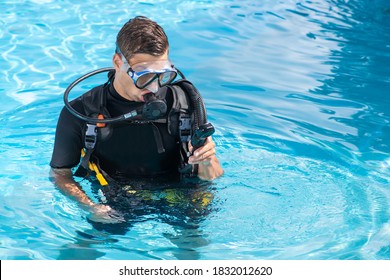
[85,123,97,150]
[179,116,191,142]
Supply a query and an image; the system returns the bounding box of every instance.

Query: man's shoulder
[59,86,105,124]
[79,84,105,101]
[72,84,106,115]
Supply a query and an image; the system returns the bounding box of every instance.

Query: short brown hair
[116,16,169,60]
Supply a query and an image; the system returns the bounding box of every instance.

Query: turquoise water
[1,0,390,260]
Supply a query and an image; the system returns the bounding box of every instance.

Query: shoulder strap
[167,79,203,177]
[73,123,97,177]
[167,80,192,141]
[74,84,110,177]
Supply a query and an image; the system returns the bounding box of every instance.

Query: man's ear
[113,53,123,70]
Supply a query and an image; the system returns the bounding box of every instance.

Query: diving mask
[121,57,177,91]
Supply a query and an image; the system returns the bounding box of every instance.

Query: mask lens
[129,60,177,89]
[159,71,177,86]
[136,73,158,88]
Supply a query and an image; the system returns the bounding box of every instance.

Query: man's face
[113,51,170,102]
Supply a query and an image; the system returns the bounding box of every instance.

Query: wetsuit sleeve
[50,102,85,169]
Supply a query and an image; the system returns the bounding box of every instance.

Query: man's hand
[188,136,216,166]
[188,136,224,180]
[88,204,125,224]
[50,168,125,224]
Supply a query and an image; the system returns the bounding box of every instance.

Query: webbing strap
[74,148,93,177]
[74,123,97,177]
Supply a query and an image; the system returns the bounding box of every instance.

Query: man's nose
[145,79,159,93]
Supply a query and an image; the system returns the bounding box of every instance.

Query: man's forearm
[49,168,94,209]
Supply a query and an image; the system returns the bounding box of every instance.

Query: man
[50,16,223,220]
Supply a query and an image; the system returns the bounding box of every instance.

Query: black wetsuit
[50,81,181,183]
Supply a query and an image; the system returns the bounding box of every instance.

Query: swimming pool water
[0,0,389,260]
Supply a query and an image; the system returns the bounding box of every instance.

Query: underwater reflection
[58,180,215,260]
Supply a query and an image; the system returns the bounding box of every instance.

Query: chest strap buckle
[85,123,97,149]
[179,116,191,142]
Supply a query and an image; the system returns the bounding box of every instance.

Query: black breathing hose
[63,67,207,128]
[63,67,130,124]
[183,81,207,130]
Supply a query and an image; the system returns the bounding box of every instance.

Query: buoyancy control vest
[68,69,209,185]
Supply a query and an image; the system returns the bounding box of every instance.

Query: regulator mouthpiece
[142,92,167,120]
